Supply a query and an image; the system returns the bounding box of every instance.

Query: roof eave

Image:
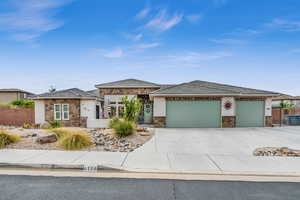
[32,97,97,100]
[149,93,279,99]
[95,85,161,89]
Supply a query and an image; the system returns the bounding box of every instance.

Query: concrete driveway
[134,126,300,156]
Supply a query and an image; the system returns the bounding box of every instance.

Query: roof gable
[95,79,161,88]
[151,80,279,96]
[33,88,97,99]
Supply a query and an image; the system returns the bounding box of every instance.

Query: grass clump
[50,128,93,150]
[113,120,136,137]
[0,130,21,148]
[108,117,121,129]
[49,120,63,128]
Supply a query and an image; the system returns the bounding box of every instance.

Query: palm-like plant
[121,96,142,122]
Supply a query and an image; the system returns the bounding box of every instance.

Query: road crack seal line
[206,154,223,173]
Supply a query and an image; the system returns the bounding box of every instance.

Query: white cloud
[266,18,300,32]
[167,51,232,63]
[124,33,143,41]
[185,14,203,24]
[101,47,125,58]
[0,0,72,41]
[135,7,151,20]
[134,42,161,49]
[210,38,247,45]
[144,9,183,32]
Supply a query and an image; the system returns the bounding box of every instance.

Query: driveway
[135,126,300,156]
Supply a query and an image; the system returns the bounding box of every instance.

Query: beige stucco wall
[0,92,19,104]
[221,97,235,116]
[153,97,166,117]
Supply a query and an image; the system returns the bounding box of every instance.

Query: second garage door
[236,100,265,127]
[166,100,221,128]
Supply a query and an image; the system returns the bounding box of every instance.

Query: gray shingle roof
[32,88,97,99]
[95,79,161,88]
[0,88,34,94]
[151,80,279,96]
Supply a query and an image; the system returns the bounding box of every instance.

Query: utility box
[286,115,300,126]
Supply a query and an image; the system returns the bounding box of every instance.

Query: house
[32,88,103,128]
[272,94,300,107]
[33,79,279,128]
[96,79,278,128]
[0,88,34,104]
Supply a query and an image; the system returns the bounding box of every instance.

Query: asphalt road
[0,175,300,200]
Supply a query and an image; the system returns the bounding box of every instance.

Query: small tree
[121,96,142,122]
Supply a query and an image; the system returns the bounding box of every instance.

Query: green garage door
[166,100,221,128]
[236,101,265,127]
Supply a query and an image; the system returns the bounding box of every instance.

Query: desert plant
[49,127,71,139]
[57,129,93,150]
[23,123,32,129]
[108,117,121,129]
[113,120,136,137]
[49,120,63,128]
[10,100,34,108]
[0,130,21,148]
[121,96,142,122]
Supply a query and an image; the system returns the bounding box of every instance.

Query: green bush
[0,130,21,148]
[58,130,93,150]
[49,120,63,128]
[121,96,142,122]
[108,117,121,129]
[113,120,136,137]
[10,100,34,108]
[23,123,32,129]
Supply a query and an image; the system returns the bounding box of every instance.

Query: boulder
[36,134,57,144]
[139,131,151,136]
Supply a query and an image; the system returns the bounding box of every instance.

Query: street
[0,175,300,200]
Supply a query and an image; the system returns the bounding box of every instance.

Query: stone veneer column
[222,116,236,128]
[265,116,273,127]
[153,117,166,128]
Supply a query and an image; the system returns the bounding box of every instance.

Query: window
[54,104,69,121]
[54,104,62,120]
[62,104,69,120]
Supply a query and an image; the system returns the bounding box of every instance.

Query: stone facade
[99,88,159,98]
[265,116,273,127]
[222,116,236,128]
[153,117,166,128]
[44,99,82,127]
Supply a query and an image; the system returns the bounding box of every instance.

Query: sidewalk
[1,149,300,176]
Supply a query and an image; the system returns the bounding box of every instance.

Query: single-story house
[272,94,300,107]
[32,88,103,128]
[0,88,34,104]
[33,79,279,128]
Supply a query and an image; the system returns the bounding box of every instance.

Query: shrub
[113,120,136,137]
[57,130,93,150]
[121,96,142,122]
[49,120,63,128]
[23,123,32,129]
[49,127,70,139]
[108,117,121,129]
[10,100,34,108]
[0,130,21,148]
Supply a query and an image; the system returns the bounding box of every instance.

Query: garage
[166,100,221,128]
[236,100,265,127]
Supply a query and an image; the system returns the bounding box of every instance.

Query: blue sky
[0,0,300,95]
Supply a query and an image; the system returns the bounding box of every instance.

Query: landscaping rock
[254,147,300,157]
[139,132,151,136]
[36,134,57,144]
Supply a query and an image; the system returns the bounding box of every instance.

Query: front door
[144,104,153,124]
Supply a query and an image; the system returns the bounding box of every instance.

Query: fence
[0,106,34,126]
[272,107,300,125]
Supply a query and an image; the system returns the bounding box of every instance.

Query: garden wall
[0,106,34,126]
[272,107,300,124]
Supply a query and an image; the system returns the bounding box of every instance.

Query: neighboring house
[32,88,103,128]
[272,94,300,107]
[0,88,34,104]
[95,79,278,128]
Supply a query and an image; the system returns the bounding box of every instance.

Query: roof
[273,94,300,100]
[95,79,161,88]
[0,88,34,94]
[32,88,97,100]
[151,80,279,96]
